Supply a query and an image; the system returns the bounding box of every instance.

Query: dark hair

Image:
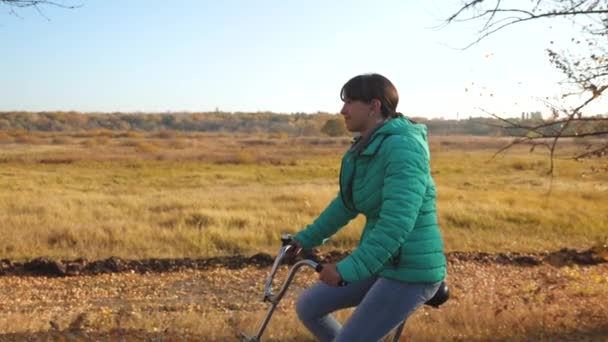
[340,73,401,119]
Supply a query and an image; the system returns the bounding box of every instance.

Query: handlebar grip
[314,264,348,287]
[281,233,293,246]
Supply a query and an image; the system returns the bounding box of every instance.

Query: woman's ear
[371,99,382,115]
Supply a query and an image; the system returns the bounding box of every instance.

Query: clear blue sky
[0,0,599,118]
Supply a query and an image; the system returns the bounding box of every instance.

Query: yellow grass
[0,132,606,260]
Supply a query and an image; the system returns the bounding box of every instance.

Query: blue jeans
[296,277,441,342]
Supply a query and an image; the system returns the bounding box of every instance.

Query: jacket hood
[360,117,429,156]
[376,116,427,137]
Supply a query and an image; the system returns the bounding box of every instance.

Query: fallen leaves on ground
[0,252,606,341]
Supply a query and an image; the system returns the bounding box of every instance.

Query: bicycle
[240,234,449,342]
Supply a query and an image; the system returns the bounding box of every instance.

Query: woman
[291,73,446,341]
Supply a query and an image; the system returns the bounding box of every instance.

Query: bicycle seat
[424,281,449,308]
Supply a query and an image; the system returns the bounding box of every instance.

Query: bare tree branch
[446,0,608,175]
[575,144,608,159]
[2,0,79,9]
[1,0,81,19]
[454,7,608,49]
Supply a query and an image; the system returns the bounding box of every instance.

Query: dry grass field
[0,130,607,341]
[0,130,606,260]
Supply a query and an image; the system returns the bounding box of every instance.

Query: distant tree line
[0,111,606,138]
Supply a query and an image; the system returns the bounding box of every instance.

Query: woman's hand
[284,239,303,263]
[319,263,343,287]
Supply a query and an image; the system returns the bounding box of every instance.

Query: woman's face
[340,98,378,133]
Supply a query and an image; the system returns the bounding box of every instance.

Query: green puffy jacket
[295,117,446,283]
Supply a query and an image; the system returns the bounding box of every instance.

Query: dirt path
[0,251,606,341]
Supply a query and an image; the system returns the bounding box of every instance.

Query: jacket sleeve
[336,136,429,282]
[294,193,358,250]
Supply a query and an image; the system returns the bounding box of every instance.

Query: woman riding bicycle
[291,73,447,342]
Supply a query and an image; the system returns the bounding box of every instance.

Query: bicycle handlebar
[263,234,347,303]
